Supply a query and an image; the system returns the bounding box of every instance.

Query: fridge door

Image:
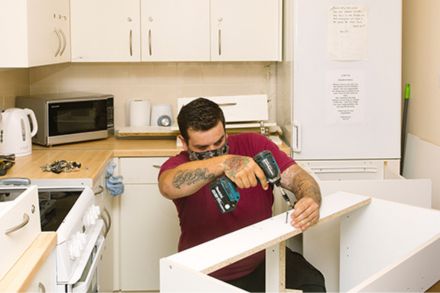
[291,0,401,160]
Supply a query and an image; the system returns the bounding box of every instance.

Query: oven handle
[101,207,112,238]
[71,235,105,293]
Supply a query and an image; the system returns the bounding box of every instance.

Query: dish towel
[105,161,124,196]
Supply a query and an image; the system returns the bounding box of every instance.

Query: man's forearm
[281,164,322,205]
[159,156,226,199]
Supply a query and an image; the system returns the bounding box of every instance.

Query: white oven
[37,185,108,292]
[0,181,107,292]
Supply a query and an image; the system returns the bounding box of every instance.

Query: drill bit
[274,185,294,223]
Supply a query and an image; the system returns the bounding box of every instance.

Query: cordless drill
[210,150,294,213]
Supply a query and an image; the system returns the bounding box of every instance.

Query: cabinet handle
[218,29,222,56]
[54,30,61,57]
[218,102,237,107]
[59,29,67,56]
[148,29,152,56]
[38,282,46,293]
[94,185,104,196]
[129,29,133,56]
[152,165,161,169]
[5,213,30,235]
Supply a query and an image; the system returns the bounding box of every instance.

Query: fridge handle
[292,120,301,153]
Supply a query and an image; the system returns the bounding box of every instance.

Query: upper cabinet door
[70,0,141,62]
[210,0,282,61]
[140,0,210,61]
[27,0,70,67]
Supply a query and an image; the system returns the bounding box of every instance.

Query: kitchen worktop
[7,136,290,181]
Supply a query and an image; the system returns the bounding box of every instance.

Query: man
[159,98,325,292]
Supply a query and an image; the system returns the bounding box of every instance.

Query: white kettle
[0,108,38,157]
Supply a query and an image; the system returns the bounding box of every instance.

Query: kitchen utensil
[0,108,38,157]
[129,99,151,127]
[151,104,173,127]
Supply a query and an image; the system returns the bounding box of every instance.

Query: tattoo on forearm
[172,168,216,189]
[223,156,250,178]
[281,166,321,205]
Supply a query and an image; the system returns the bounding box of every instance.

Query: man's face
[179,121,228,160]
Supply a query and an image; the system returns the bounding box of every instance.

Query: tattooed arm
[280,164,321,231]
[159,154,268,200]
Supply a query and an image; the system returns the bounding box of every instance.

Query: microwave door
[48,100,108,137]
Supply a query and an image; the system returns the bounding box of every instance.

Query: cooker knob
[77,231,86,251]
[69,238,81,260]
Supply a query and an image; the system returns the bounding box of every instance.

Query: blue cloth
[105,161,124,196]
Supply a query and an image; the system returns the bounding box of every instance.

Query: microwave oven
[16,92,114,146]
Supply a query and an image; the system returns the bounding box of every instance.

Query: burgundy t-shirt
[159,133,295,281]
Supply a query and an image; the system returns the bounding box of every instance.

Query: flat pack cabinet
[0,0,70,67]
[118,157,180,291]
[160,192,440,292]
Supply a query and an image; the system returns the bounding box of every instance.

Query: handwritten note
[328,5,368,60]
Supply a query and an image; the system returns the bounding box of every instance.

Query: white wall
[402,0,440,209]
[28,62,277,128]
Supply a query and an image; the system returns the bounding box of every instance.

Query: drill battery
[210,176,240,213]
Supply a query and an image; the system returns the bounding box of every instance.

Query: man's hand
[290,197,320,231]
[222,155,269,190]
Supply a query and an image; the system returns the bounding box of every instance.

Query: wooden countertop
[0,232,57,292]
[11,136,290,181]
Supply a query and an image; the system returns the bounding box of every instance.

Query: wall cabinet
[71,0,281,62]
[118,157,180,291]
[0,0,70,68]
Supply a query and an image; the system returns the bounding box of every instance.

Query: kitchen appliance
[11,183,107,292]
[0,108,38,157]
[150,104,173,127]
[129,99,151,127]
[16,92,114,146]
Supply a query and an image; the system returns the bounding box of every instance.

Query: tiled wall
[0,69,29,110]
[29,62,277,128]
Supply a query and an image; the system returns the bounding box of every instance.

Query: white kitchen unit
[161,192,440,292]
[70,0,141,62]
[210,0,282,61]
[0,0,70,67]
[71,0,281,62]
[0,185,41,280]
[141,0,210,61]
[118,157,180,291]
[27,250,57,293]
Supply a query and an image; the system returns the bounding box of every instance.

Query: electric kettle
[0,108,38,157]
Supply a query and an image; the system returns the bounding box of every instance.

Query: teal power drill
[210,150,294,213]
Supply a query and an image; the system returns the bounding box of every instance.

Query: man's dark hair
[177,98,226,142]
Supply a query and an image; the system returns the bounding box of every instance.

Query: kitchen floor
[427,280,440,292]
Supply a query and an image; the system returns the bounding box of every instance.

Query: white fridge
[276,0,432,290]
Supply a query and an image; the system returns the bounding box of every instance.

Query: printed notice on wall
[328,5,368,60]
[326,71,364,124]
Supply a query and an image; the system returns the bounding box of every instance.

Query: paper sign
[326,71,364,124]
[328,5,368,60]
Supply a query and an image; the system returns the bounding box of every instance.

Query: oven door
[71,235,105,293]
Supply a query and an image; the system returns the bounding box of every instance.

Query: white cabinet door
[70,0,141,62]
[210,0,282,61]
[28,0,70,67]
[141,0,210,61]
[119,157,180,291]
[27,250,57,293]
[120,184,180,291]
